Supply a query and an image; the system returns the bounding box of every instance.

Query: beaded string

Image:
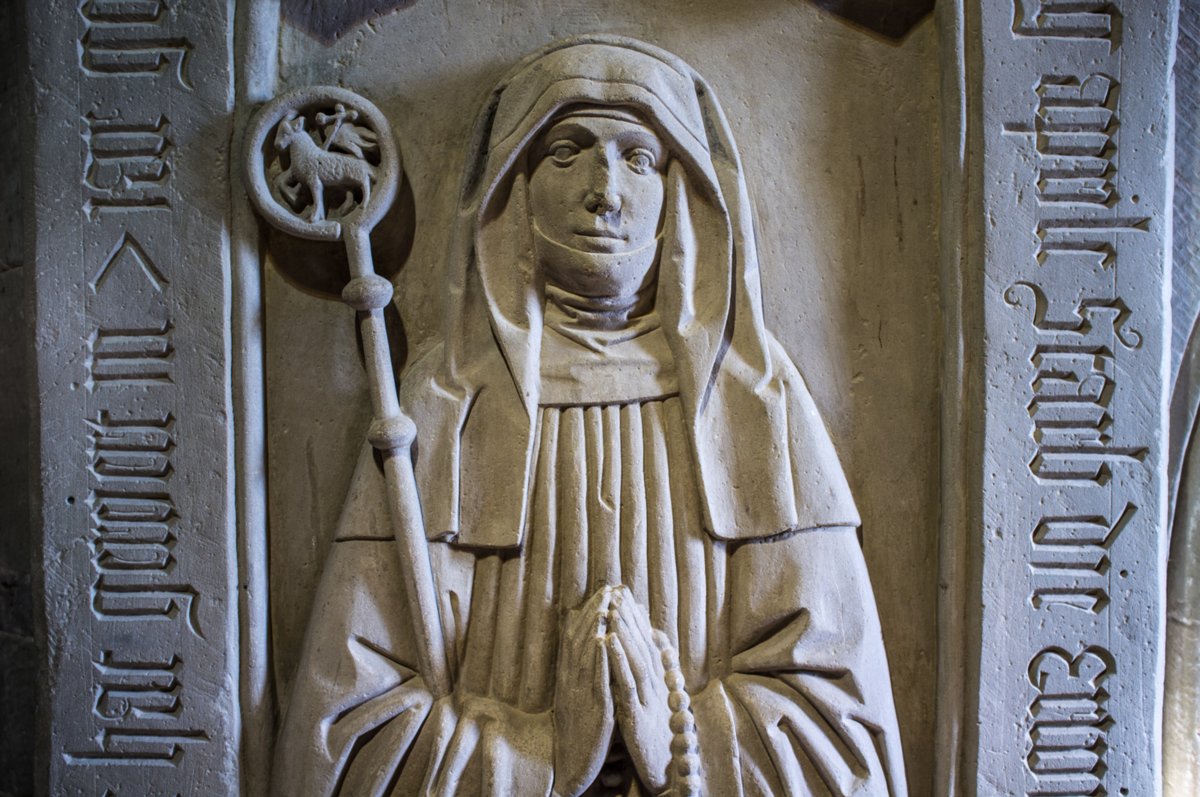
[652,630,700,797]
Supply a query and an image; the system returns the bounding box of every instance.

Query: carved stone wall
[965,1,1174,793]
[265,3,944,791]
[12,1,1188,795]
[1167,0,1200,791]
[27,0,240,792]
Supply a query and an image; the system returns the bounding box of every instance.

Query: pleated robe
[273,395,907,796]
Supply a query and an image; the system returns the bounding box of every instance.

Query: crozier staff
[275,35,908,796]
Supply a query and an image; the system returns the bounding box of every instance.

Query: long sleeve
[271,537,434,797]
[690,526,908,796]
[272,534,557,797]
[271,445,556,797]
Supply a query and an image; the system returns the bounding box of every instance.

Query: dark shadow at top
[281,0,420,45]
[283,0,935,46]
[808,0,935,41]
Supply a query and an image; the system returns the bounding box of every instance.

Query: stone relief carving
[246,35,907,796]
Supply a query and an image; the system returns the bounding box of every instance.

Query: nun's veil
[400,34,859,549]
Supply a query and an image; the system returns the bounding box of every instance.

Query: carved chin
[534,226,662,299]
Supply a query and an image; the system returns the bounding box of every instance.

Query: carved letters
[72,351,209,765]
[983,0,1166,792]
[1012,1,1121,44]
[93,650,182,721]
[79,0,193,89]
[84,112,172,218]
[63,652,208,767]
[1002,75,1141,786]
[1035,216,1151,272]
[1030,503,1134,613]
[86,412,201,635]
[88,325,174,387]
[1026,648,1113,796]
[92,233,169,291]
[73,301,199,766]
[1004,74,1151,270]
[39,0,231,786]
[1005,284,1147,487]
[1031,75,1116,207]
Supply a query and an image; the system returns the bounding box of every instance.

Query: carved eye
[626,148,657,175]
[546,141,580,166]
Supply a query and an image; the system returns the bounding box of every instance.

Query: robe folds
[274,396,908,796]
[273,34,908,797]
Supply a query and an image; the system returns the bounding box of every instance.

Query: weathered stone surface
[1173,0,1200,390]
[27,0,239,792]
[255,37,909,795]
[972,1,1175,794]
[13,1,1186,794]
[1167,390,1200,794]
[1167,2,1200,791]
[269,3,944,789]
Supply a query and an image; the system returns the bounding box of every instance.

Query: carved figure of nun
[275,36,908,796]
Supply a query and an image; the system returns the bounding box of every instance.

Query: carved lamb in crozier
[272,112,374,222]
[269,36,911,797]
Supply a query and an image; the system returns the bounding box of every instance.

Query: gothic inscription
[1006,284,1148,486]
[1012,1,1121,44]
[1029,503,1134,613]
[31,0,235,790]
[87,325,174,387]
[86,411,201,635]
[978,0,1168,793]
[1030,75,1116,206]
[92,233,169,291]
[1003,73,1145,793]
[1026,647,1113,796]
[63,652,208,767]
[84,112,173,218]
[80,0,193,89]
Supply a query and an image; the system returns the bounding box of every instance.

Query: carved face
[527,110,666,255]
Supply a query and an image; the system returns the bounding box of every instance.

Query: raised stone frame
[14,0,1187,795]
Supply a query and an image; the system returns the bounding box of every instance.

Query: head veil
[400,35,860,549]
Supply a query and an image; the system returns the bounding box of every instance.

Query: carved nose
[584,188,621,215]
[584,162,621,215]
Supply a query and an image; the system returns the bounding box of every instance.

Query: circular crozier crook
[244,86,401,242]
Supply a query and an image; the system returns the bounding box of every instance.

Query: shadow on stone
[808,0,934,41]
[281,0,420,45]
